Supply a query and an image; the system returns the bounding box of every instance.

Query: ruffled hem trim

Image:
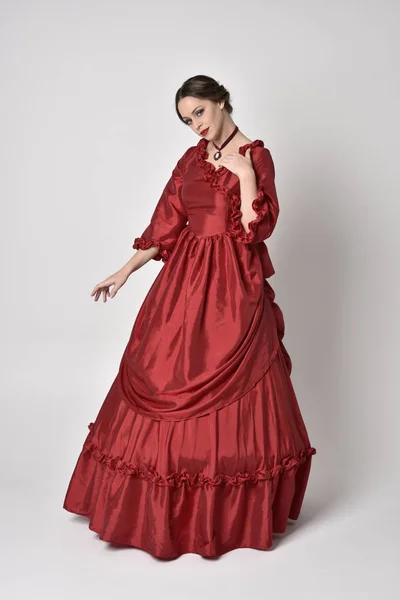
[132,237,170,263]
[196,138,267,244]
[84,422,316,488]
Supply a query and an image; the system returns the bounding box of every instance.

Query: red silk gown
[63,137,317,559]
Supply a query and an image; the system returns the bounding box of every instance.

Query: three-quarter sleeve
[133,156,188,262]
[229,146,280,245]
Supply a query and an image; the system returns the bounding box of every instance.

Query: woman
[63,74,317,559]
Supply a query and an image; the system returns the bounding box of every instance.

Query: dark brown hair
[175,75,233,123]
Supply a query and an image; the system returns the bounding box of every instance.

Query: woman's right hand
[90,268,129,302]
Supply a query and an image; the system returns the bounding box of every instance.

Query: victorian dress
[63,137,317,559]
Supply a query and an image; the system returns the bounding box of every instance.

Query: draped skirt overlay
[63,138,316,558]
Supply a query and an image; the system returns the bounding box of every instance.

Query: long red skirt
[63,282,316,559]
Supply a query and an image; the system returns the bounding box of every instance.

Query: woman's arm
[132,154,188,263]
[238,168,259,234]
[121,246,160,277]
[233,146,279,244]
[90,246,159,302]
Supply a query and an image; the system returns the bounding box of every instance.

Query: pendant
[211,125,239,162]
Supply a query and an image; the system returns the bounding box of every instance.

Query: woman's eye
[185,109,204,125]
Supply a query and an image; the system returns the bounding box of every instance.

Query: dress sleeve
[229,146,280,245]
[132,155,188,262]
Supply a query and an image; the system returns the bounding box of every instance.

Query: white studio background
[1,1,399,599]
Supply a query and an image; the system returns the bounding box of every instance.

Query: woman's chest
[182,160,240,213]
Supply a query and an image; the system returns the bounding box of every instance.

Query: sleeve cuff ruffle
[228,184,269,244]
[133,237,170,263]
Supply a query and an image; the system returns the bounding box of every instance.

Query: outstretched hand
[90,269,129,302]
[219,146,254,178]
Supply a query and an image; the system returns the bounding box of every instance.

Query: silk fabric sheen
[63,138,316,558]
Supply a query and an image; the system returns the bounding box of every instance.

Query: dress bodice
[182,140,257,238]
[133,137,280,278]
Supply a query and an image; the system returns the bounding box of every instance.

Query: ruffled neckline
[196,137,264,175]
[195,137,267,243]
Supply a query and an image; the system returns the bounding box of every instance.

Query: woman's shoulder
[247,138,273,158]
[183,143,199,158]
[175,144,199,172]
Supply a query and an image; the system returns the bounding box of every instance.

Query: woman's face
[178,96,224,140]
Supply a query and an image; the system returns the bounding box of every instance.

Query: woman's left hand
[219,147,254,178]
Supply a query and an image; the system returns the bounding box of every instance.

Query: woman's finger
[91,282,105,296]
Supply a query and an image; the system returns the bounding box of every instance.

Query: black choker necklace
[212,125,239,160]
